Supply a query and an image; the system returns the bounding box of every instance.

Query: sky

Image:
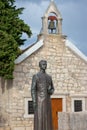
[15,0,87,56]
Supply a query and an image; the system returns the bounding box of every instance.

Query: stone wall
[0,78,34,130]
[0,78,13,128]
[0,35,87,130]
[58,112,87,130]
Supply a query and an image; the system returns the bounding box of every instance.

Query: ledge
[70,93,87,97]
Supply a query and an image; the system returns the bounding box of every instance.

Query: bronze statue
[31,60,54,130]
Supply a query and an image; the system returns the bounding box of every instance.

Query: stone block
[26,127,33,130]
[0,127,10,130]
[58,112,70,130]
[5,127,11,130]
[58,112,87,130]
[13,127,25,130]
[70,112,87,130]
[0,127,4,130]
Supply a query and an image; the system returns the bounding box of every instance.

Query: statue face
[40,61,47,70]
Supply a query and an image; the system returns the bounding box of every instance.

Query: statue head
[39,60,47,71]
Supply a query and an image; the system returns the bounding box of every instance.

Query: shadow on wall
[0,77,13,93]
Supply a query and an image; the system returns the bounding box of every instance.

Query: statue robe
[31,71,54,130]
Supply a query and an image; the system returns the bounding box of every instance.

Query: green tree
[0,0,32,79]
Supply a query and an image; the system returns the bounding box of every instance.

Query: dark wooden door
[51,98,62,130]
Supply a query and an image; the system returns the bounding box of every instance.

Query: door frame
[51,94,67,112]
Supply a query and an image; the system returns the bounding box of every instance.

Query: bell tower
[41,0,62,35]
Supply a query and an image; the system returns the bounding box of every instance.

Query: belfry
[41,0,62,34]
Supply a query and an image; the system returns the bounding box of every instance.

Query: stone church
[0,1,87,130]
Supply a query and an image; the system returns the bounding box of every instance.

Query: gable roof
[15,37,87,64]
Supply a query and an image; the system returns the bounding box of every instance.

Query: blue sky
[15,0,87,56]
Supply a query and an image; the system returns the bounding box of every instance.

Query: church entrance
[51,98,62,130]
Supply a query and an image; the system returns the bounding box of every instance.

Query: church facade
[0,1,87,130]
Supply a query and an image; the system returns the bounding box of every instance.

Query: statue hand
[48,86,54,95]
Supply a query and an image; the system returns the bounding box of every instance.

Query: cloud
[15,0,49,33]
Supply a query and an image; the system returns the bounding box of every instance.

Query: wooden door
[51,98,62,130]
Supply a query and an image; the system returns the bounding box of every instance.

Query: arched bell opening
[48,13,58,34]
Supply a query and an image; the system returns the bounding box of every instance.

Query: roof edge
[65,39,87,63]
[15,39,44,64]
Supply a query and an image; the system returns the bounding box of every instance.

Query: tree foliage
[0,0,32,79]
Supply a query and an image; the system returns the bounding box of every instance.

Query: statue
[31,60,54,130]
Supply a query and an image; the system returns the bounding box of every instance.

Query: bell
[48,20,56,33]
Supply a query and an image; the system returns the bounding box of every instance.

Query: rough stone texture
[13,127,25,130]
[0,127,11,130]
[58,112,87,130]
[58,112,70,130]
[0,35,87,129]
